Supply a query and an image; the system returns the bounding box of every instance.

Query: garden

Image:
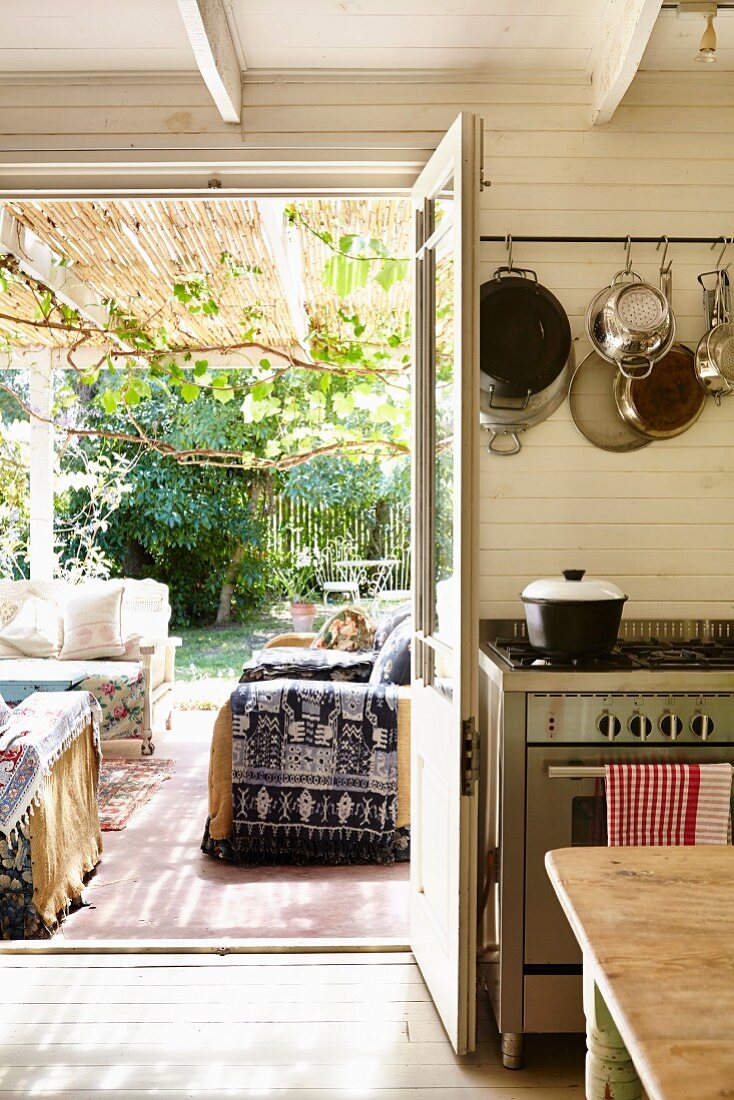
[0,198,413,700]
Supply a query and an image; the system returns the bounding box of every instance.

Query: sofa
[0,578,179,755]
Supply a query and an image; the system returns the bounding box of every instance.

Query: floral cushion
[369,618,412,686]
[310,606,375,652]
[373,602,411,651]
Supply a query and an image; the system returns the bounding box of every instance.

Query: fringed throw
[0,691,101,841]
[229,679,401,865]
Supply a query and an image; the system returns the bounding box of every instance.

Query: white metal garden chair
[314,538,364,605]
[374,547,411,604]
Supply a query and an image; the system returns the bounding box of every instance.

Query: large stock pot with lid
[520,569,628,658]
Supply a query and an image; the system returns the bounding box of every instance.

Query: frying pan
[569,350,652,453]
[480,266,571,401]
[614,343,706,440]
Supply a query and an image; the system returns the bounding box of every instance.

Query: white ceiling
[1,0,733,77]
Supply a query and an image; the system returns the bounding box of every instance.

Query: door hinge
[462,717,480,795]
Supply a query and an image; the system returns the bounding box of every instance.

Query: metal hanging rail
[480,236,731,245]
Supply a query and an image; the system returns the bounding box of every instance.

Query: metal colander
[585,269,675,375]
[614,285,666,331]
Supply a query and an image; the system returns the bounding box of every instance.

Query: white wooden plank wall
[1,68,732,617]
[477,70,734,620]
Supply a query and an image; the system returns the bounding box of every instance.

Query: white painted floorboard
[0,952,584,1097]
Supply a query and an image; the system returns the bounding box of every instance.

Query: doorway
[0,193,413,947]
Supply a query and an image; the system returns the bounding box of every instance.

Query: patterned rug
[98,758,175,831]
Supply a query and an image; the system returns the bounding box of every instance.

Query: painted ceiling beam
[176,0,243,124]
[591,0,664,125]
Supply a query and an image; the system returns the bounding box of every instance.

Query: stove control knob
[659,711,683,740]
[629,712,652,740]
[691,713,715,741]
[597,711,621,740]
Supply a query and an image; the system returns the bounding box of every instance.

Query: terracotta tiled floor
[59,710,411,942]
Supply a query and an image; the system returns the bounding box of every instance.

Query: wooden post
[29,350,55,580]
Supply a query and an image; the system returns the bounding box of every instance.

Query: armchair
[202,606,412,867]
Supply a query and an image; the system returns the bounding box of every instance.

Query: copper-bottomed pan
[613,342,706,440]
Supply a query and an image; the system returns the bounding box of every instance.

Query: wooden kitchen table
[545,846,734,1100]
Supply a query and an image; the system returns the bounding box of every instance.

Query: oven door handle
[547,766,607,779]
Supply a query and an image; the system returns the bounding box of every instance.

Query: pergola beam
[0,208,110,329]
[176,0,243,124]
[256,199,313,361]
[591,0,663,125]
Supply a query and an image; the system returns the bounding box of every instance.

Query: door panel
[409,112,483,1056]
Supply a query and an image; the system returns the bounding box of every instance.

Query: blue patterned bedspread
[228,679,403,865]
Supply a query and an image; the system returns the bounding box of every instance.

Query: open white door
[409,112,482,1055]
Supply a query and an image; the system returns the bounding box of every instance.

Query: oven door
[525,745,734,966]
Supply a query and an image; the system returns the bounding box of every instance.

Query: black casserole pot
[520,569,627,658]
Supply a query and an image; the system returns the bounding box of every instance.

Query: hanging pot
[520,569,628,658]
[613,343,705,440]
[585,269,675,379]
[480,266,571,401]
[480,347,574,455]
[695,269,734,404]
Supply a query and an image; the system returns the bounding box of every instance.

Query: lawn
[175,605,294,682]
[172,599,398,710]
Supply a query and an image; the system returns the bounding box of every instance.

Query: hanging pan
[569,350,652,453]
[480,242,571,404]
[695,266,734,404]
[614,258,706,440]
[614,343,705,440]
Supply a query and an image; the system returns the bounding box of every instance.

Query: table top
[335,558,398,568]
[546,846,734,1100]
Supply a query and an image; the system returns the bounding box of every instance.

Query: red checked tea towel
[605,763,733,847]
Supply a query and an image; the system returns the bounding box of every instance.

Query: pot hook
[712,234,731,273]
[657,235,672,278]
[623,235,632,276]
[505,233,514,273]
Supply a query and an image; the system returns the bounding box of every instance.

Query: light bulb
[695,13,717,62]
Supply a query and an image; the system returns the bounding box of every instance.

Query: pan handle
[492,265,538,284]
[618,357,654,381]
[484,427,524,456]
[486,385,532,411]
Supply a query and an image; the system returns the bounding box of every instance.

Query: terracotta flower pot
[290,601,317,632]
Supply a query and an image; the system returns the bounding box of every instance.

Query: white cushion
[0,595,63,658]
[59,584,125,660]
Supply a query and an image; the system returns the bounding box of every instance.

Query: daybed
[202,605,412,866]
[0,691,103,939]
[0,578,179,755]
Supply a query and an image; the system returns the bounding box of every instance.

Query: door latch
[462,717,480,794]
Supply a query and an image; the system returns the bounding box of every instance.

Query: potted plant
[271,549,320,631]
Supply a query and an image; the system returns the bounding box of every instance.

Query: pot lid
[521,569,627,602]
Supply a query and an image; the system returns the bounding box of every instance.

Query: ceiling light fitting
[677,1,718,62]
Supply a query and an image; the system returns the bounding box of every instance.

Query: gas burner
[488,639,647,672]
[487,635,734,672]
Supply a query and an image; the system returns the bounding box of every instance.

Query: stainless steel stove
[477,619,734,1069]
